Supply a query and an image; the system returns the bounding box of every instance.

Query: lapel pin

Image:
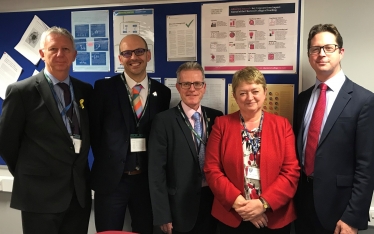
[208,118,211,122]
[153,91,157,96]
[79,99,85,109]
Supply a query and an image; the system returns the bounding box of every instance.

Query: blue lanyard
[44,73,75,118]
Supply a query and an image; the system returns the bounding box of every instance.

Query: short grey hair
[176,62,205,83]
[40,26,75,49]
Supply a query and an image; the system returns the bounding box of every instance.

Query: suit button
[70,147,74,150]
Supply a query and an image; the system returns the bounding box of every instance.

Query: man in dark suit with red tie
[90,34,171,233]
[294,24,374,234]
[0,27,92,234]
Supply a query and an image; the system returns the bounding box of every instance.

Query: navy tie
[57,83,80,135]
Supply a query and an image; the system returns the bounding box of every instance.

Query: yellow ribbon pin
[79,99,84,109]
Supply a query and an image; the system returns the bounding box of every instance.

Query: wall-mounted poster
[202,0,299,74]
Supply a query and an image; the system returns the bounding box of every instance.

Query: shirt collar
[314,69,345,93]
[181,101,202,120]
[123,72,148,90]
[44,69,70,85]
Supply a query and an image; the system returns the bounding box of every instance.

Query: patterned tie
[192,112,205,181]
[57,83,80,135]
[304,83,328,176]
[132,84,143,119]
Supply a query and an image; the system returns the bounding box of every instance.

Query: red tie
[304,83,328,176]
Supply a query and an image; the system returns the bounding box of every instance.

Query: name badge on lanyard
[130,134,146,152]
[246,167,260,180]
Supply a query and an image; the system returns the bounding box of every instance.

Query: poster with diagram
[113,9,155,73]
[202,0,298,74]
[71,10,110,72]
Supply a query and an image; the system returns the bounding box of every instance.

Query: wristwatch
[259,197,269,210]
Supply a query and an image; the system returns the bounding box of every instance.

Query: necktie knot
[132,84,143,96]
[192,112,201,122]
[319,83,328,91]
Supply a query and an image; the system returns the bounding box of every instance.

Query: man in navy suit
[148,62,222,234]
[294,24,374,234]
[0,27,92,234]
[90,34,171,233]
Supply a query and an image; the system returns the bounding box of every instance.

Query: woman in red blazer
[204,67,300,234]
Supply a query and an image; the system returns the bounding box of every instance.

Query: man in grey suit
[0,27,92,234]
[148,61,223,234]
[294,24,374,234]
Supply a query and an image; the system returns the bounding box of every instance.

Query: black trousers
[21,192,91,234]
[294,173,333,234]
[94,172,153,233]
[172,186,218,234]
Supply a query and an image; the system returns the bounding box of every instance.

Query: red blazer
[204,111,300,229]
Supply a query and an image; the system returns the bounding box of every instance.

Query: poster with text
[202,0,298,74]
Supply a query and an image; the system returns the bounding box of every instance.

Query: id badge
[130,134,146,152]
[70,135,82,154]
[246,167,260,180]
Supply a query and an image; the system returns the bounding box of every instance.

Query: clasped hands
[233,195,268,229]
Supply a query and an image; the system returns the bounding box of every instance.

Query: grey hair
[40,26,75,49]
[176,62,205,83]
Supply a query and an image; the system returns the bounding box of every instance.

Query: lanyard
[240,111,264,163]
[121,74,151,129]
[44,73,75,119]
[177,102,208,146]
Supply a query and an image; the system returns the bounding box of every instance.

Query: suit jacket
[294,77,374,230]
[148,105,223,232]
[0,71,92,213]
[204,111,300,229]
[90,74,171,194]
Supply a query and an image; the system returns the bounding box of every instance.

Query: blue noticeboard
[0,0,301,166]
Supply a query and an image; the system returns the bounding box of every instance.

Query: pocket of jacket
[336,175,353,187]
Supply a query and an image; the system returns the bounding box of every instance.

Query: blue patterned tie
[192,112,205,181]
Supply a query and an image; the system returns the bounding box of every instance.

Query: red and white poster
[201,0,299,74]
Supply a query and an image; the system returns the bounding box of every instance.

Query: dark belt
[124,169,142,175]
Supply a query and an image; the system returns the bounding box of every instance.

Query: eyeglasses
[309,44,339,55]
[178,82,205,89]
[120,48,148,58]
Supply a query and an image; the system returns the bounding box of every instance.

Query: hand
[235,199,265,220]
[232,195,248,209]
[160,223,173,234]
[249,213,268,228]
[334,220,358,234]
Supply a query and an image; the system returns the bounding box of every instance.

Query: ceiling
[0,0,212,12]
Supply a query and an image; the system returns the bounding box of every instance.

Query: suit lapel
[174,107,199,161]
[71,78,89,149]
[319,78,352,145]
[114,76,131,132]
[35,73,70,139]
[148,78,157,117]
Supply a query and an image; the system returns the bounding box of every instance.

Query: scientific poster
[71,10,110,72]
[202,0,298,74]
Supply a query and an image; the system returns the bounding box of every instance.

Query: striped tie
[132,84,143,119]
